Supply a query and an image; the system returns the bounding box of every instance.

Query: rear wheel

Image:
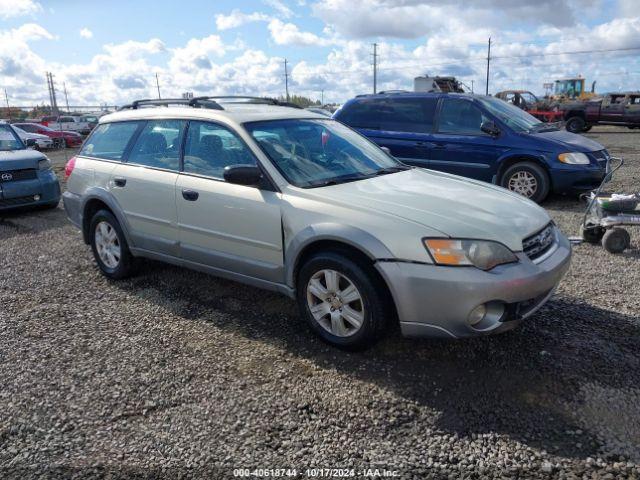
[89,209,135,279]
[500,162,550,203]
[602,228,630,254]
[296,251,389,349]
[565,116,586,133]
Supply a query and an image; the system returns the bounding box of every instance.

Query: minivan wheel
[565,116,586,133]
[296,252,388,349]
[501,162,550,203]
[89,209,135,279]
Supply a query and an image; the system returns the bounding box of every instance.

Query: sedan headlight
[558,152,590,165]
[423,238,518,271]
[38,158,52,171]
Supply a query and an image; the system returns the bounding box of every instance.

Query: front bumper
[376,231,572,339]
[0,170,61,210]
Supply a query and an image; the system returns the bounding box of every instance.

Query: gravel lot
[1,127,639,479]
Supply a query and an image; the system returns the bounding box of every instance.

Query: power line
[492,45,640,60]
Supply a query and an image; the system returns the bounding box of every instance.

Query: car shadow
[0,202,68,241]
[112,260,640,462]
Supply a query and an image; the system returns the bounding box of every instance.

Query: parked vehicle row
[41,114,93,135]
[0,122,61,211]
[12,122,83,148]
[334,92,609,203]
[561,92,640,133]
[61,97,572,349]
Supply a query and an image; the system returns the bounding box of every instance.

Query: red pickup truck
[562,92,640,133]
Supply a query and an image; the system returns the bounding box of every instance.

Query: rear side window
[80,121,141,160]
[127,120,186,171]
[183,121,255,179]
[337,97,436,133]
[437,99,489,135]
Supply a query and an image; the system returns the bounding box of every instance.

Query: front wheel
[500,162,550,203]
[565,116,586,133]
[89,209,135,279]
[296,252,389,349]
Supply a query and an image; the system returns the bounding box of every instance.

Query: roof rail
[118,98,224,111]
[118,96,302,111]
[199,96,302,109]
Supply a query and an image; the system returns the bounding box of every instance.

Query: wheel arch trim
[80,188,134,247]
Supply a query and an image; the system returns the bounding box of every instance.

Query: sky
[1,0,639,107]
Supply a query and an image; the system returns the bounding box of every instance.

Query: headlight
[423,238,518,271]
[558,152,590,165]
[38,158,52,171]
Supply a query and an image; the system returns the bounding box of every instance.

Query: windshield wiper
[307,175,368,188]
[373,165,411,176]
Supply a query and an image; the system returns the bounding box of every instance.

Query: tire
[296,251,389,349]
[582,125,593,132]
[500,161,550,203]
[565,116,586,133]
[582,224,605,244]
[602,228,630,254]
[89,209,135,279]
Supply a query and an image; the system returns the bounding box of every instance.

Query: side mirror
[380,146,392,155]
[25,138,37,148]
[480,120,500,137]
[223,164,263,186]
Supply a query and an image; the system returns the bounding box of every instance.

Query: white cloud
[264,0,294,18]
[0,0,41,19]
[79,28,93,39]
[268,19,333,46]
[215,10,272,30]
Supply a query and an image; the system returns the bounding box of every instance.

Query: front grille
[0,168,38,182]
[523,223,556,261]
[0,196,38,208]
[591,149,610,169]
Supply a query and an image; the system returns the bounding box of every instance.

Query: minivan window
[438,99,489,135]
[80,121,141,160]
[0,124,24,151]
[477,96,542,133]
[338,97,436,133]
[128,120,185,170]
[184,121,256,179]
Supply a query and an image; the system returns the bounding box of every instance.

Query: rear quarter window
[80,121,141,160]
[336,97,436,133]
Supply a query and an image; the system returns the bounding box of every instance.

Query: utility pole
[63,82,70,112]
[372,43,378,94]
[321,89,324,105]
[155,73,161,99]
[283,59,290,102]
[46,72,59,114]
[4,88,11,121]
[471,80,474,94]
[485,36,491,96]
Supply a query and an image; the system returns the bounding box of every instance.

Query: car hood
[0,149,47,170]
[527,129,604,152]
[300,168,551,252]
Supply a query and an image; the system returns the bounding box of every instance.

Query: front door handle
[113,177,126,187]
[182,189,199,201]
[432,143,446,150]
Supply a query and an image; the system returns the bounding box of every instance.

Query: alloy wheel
[507,171,538,198]
[94,221,121,269]
[306,269,365,337]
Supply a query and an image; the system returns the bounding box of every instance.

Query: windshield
[478,97,543,133]
[0,124,25,151]
[245,119,406,188]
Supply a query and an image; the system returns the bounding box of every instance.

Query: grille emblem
[1,173,13,181]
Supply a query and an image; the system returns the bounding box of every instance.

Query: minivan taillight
[64,156,77,178]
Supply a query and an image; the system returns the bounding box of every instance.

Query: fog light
[34,194,41,201]
[468,304,487,326]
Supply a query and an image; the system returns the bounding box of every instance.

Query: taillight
[64,156,77,178]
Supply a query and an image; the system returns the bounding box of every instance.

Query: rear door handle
[182,189,199,201]
[113,177,126,187]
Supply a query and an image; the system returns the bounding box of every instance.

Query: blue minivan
[334,92,609,202]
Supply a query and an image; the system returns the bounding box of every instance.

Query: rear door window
[127,120,186,170]
[80,121,141,160]
[437,99,489,135]
[338,97,436,133]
